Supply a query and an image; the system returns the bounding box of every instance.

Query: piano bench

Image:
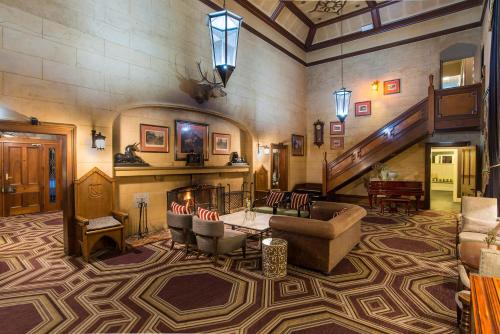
[380,198,411,215]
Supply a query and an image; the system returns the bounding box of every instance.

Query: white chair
[456,196,500,248]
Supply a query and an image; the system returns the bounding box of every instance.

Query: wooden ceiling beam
[371,8,382,28]
[233,0,306,50]
[305,26,316,49]
[309,0,482,51]
[283,1,315,28]
[366,1,378,8]
[316,1,399,28]
[270,1,285,21]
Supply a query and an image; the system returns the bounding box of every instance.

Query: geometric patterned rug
[0,209,458,334]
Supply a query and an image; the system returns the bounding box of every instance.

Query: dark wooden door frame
[0,120,76,255]
[424,141,470,209]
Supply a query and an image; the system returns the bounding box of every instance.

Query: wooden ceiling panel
[275,7,310,42]
[249,0,281,16]
[314,12,373,44]
[292,0,368,24]
[379,0,458,24]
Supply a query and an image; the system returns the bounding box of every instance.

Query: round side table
[262,238,287,279]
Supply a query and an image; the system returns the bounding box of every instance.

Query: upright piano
[368,180,424,210]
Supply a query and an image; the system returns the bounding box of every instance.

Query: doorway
[271,143,288,191]
[425,142,478,211]
[1,136,63,216]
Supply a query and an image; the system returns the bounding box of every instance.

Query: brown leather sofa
[269,201,367,274]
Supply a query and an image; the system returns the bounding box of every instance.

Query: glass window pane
[48,147,56,203]
[441,57,474,88]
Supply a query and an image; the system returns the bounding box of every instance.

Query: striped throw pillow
[171,202,189,215]
[290,193,309,210]
[266,191,284,207]
[197,207,220,221]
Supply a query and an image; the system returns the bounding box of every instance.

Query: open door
[460,146,477,197]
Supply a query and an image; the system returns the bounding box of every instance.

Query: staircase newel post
[322,152,327,196]
[427,74,435,135]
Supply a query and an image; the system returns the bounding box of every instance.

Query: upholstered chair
[192,216,246,264]
[457,196,500,251]
[167,210,196,254]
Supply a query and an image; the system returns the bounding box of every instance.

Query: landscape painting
[212,133,231,155]
[140,124,169,152]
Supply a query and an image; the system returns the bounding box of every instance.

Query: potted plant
[485,228,498,249]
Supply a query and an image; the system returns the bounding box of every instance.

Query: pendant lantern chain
[340,7,344,88]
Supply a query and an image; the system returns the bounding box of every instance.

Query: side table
[262,238,287,279]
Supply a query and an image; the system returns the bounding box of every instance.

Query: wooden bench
[380,197,411,215]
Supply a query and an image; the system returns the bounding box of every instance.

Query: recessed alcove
[112,104,254,236]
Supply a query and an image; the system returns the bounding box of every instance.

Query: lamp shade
[208,9,242,87]
[334,87,351,123]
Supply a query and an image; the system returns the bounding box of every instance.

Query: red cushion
[171,202,189,215]
[290,193,309,210]
[266,191,284,207]
[197,207,220,221]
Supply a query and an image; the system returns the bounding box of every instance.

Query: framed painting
[383,79,401,95]
[140,124,169,153]
[291,134,305,156]
[330,136,344,150]
[330,121,344,135]
[355,101,371,117]
[212,132,231,155]
[175,120,209,161]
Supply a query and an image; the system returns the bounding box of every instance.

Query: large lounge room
[1,0,499,333]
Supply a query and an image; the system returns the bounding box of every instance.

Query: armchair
[192,216,246,264]
[456,196,500,253]
[167,210,196,254]
[74,168,128,262]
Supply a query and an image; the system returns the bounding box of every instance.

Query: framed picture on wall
[175,120,209,161]
[355,101,371,117]
[212,132,231,155]
[291,134,305,156]
[383,79,401,95]
[330,121,344,135]
[330,136,344,150]
[140,124,169,153]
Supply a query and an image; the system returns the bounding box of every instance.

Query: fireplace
[166,183,252,214]
[167,185,225,213]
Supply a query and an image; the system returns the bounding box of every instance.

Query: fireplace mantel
[114,165,250,177]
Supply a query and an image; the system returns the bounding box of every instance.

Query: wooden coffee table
[220,211,272,250]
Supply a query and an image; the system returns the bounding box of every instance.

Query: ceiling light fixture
[333,6,351,123]
[207,0,243,87]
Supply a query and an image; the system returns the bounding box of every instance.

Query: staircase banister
[327,97,428,170]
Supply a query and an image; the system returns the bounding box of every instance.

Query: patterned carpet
[0,209,458,334]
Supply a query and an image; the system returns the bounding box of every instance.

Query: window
[441,57,475,89]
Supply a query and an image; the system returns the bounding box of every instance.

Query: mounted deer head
[192,62,227,104]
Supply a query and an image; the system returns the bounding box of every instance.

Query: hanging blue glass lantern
[333,87,351,123]
[207,8,243,87]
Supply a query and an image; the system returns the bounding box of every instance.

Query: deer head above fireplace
[177,61,227,104]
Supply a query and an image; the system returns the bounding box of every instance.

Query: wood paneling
[435,83,482,130]
[470,275,500,334]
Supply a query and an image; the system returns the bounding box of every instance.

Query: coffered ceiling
[201,0,485,65]
[236,0,482,49]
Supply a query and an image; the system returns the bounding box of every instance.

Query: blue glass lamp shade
[208,9,242,87]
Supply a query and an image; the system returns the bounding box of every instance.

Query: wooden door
[3,142,43,215]
[271,144,289,191]
[460,146,477,197]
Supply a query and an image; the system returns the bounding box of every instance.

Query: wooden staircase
[322,75,482,196]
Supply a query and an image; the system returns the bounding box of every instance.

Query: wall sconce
[257,144,270,155]
[371,80,379,92]
[91,130,106,150]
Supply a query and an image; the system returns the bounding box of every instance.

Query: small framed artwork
[330,121,344,135]
[330,136,344,150]
[355,101,371,117]
[291,134,305,156]
[175,120,209,161]
[212,132,231,155]
[140,124,169,153]
[383,79,401,95]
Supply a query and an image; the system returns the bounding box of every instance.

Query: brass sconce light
[91,130,106,150]
[371,80,379,91]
